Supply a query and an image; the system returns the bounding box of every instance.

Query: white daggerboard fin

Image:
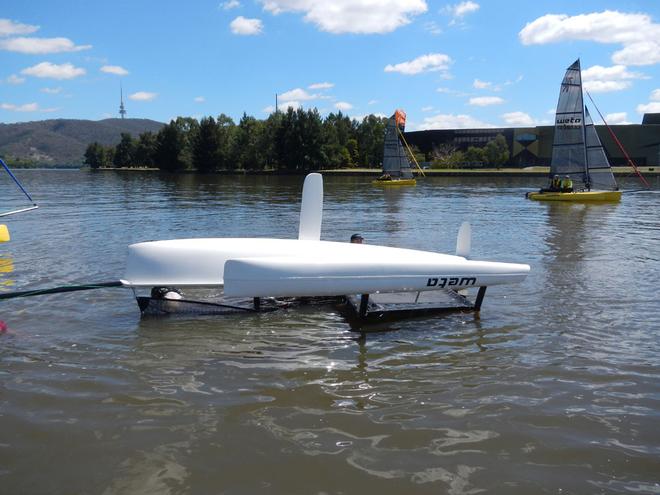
[298,173,323,240]
[456,222,471,258]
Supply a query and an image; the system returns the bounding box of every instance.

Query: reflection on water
[1,171,659,494]
[0,255,14,289]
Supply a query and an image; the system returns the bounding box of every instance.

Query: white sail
[584,107,618,191]
[550,59,589,187]
[382,110,414,179]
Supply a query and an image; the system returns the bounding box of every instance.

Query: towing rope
[0,281,123,300]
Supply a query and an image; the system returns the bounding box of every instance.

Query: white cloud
[279,88,317,101]
[502,111,534,126]
[384,53,452,75]
[604,112,631,124]
[613,41,660,66]
[261,0,427,34]
[279,100,302,110]
[424,21,442,35]
[0,37,91,54]
[100,65,129,76]
[335,101,353,111]
[21,62,86,80]
[444,1,480,18]
[473,78,491,89]
[230,16,263,35]
[1,102,58,113]
[469,96,504,106]
[637,101,660,114]
[129,91,157,101]
[581,64,645,93]
[6,74,25,84]
[421,105,433,112]
[416,112,494,130]
[519,10,660,66]
[40,86,62,94]
[636,89,660,114]
[368,99,378,105]
[194,96,205,103]
[308,82,333,90]
[220,0,241,9]
[0,19,39,37]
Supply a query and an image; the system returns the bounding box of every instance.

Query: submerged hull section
[527,190,621,202]
[372,178,417,186]
[121,237,529,298]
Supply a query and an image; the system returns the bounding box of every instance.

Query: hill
[0,118,164,167]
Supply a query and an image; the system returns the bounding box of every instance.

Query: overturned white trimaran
[121,174,529,305]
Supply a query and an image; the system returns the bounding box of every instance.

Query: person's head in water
[350,234,364,244]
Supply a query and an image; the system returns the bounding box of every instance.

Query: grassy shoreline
[81,166,660,177]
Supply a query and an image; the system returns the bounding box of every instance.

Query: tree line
[84,108,389,172]
[84,107,511,172]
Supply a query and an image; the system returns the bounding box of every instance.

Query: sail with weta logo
[550,59,589,188]
[382,109,414,179]
[584,107,618,191]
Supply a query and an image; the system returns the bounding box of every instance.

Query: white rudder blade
[455,222,471,258]
[298,173,323,240]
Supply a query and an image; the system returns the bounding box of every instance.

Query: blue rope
[0,158,36,205]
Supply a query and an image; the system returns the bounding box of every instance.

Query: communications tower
[119,83,127,119]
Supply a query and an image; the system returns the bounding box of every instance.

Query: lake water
[1,170,659,494]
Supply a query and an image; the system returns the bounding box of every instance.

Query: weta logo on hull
[426,277,477,288]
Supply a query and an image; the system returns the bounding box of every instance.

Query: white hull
[122,238,529,298]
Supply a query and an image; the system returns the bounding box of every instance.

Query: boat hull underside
[527,190,621,202]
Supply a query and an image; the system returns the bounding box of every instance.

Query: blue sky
[1,0,660,129]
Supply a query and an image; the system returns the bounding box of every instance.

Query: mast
[119,83,127,119]
[577,59,590,190]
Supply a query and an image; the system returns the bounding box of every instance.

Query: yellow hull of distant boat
[372,178,417,186]
[527,190,621,202]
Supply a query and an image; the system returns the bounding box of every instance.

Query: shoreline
[95,166,660,177]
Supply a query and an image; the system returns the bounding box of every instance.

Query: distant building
[404,113,660,167]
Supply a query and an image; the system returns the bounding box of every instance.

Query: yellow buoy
[0,224,9,243]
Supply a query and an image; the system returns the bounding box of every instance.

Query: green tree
[84,142,106,169]
[233,113,268,170]
[356,115,388,167]
[464,146,487,167]
[155,121,187,171]
[113,133,135,168]
[134,132,157,167]
[193,116,220,172]
[483,134,510,168]
[216,113,236,170]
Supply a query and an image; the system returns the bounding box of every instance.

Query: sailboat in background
[1,158,39,242]
[373,109,423,186]
[527,59,622,202]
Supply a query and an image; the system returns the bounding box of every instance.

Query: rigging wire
[0,157,39,217]
[397,127,426,177]
[584,91,651,188]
